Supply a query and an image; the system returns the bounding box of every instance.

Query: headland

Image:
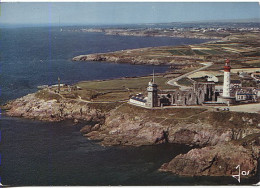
[3,27,260,180]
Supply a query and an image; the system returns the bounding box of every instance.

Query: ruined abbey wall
[158,82,216,106]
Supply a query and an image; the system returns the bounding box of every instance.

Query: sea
[0,26,258,186]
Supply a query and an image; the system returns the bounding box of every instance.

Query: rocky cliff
[84,103,260,178]
[160,142,259,177]
[4,92,260,178]
[4,91,106,123]
[72,53,173,66]
[72,47,205,66]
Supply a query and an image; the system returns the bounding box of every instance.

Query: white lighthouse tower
[217,59,236,104]
[223,59,231,98]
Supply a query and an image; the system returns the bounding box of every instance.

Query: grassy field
[114,103,207,125]
[35,90,62,101]
[70,75,177,102]
[114,103,260,128]
[177,77,194,86]
[76,76,175,91]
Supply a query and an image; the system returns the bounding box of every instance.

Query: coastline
[69,28,224,40]
[3,83,260,179]
[3,31,260,180]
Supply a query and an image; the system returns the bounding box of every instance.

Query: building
[129,71,158,108]
[158,82,215,106]
[239,71,249,78]
[129,60,259,108]
[230,80,242,88]
[129,94,147,107]
[146,76,158,108]
[215,85,223,93]
[130,80,216,108]
[235,88,257,102]
[206,75,219,83]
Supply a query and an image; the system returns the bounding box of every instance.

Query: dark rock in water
[92,124,101,131]
[80,125,92,134]
[80,124,101,134]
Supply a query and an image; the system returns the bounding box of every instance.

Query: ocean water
[0,27,257,186]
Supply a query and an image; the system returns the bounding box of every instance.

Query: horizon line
[1,17,259,27]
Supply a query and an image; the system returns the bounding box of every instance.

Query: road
[151,102,260,114]
[167,62,213,90]
[220,103,260,114]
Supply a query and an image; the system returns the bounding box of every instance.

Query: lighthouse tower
[146,71,158,108]
[223,59,231,98]
[217,59,236,104]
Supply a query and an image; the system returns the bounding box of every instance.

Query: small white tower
[223,59,231,98]
[146,70,158,108]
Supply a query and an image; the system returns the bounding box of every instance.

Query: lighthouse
[217,59,236,104]
[223,59,231,98]
[146,70,158,108]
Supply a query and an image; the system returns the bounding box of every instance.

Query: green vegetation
[77,76,174,90]
[35,90,62,101]
[116,103,260,128]
[88,102,122,113]
[192,77,208,82]
[201,49,222,55]
[179,49,195,56]
[198,111,260,128]
[168,50,184,56]
[115,103,207,125]
[177,77,193,86]
[73,76,177,102]
[193,50,208,56]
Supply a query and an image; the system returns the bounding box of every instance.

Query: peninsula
[3,26,260,180]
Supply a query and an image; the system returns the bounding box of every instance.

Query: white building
[207,75,219,83]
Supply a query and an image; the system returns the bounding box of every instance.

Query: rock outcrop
[72,47,205,66]
[4,92,105,123]
[85,104,260,146]
[72,53,172,66]
[160,141,259,177]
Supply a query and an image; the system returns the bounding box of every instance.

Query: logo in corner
[231,165,250,183]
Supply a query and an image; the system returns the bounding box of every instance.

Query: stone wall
[158,82,216,106]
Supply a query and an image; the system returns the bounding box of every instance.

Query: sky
[0,2,260,25]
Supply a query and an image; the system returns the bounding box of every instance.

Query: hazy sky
[0,2,260,25]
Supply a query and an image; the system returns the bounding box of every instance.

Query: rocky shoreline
[3,92,106,123]
[3,91,260,179]
[72,47,209,66]
[159,143,258,177]
[72,51,178,66]
[85,103,260,178]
